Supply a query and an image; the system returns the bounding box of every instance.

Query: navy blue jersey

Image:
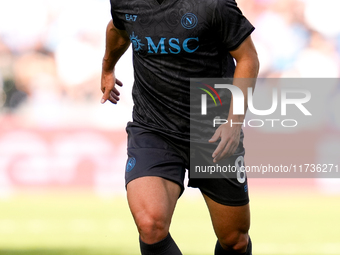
[110,0,254,141]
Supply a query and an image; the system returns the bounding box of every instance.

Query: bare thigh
[203,193,250,252]
[127,176,182,244]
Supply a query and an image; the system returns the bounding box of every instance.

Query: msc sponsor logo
[146,37,199,54]
[130,32,199,54]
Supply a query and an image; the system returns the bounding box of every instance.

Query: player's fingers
[115,78,123,87]
[101,83,121,104]
[213,145,228,162]
[213,142,234,162]
[101,87,111,104]
[110,90,120,101]
[209,134,219,143]
[108,95,119,104]
[212,138,228,159]
[112,86,120,96]
[209,129,221,143]
[214,139,239,162]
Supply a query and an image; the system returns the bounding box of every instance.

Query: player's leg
[127,176,182,255]
[127,176,181,243]
[190,140,251,254]
[125,123,187,254]
[203,194,251,254]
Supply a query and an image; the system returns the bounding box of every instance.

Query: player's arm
[101,20,130,104]
[210,35,259,162]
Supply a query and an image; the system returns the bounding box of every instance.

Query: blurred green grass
[0,189,339,255]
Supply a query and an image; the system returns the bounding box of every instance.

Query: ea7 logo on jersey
[125,14,137,21]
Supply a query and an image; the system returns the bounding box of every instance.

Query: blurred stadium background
[0,0,339,254]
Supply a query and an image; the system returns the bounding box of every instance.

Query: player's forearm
[102,20,131,73]
[229,52,259,123]
[233,55,259,80]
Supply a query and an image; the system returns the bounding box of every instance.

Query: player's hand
[209,123,241,163]
[101,70,123,104]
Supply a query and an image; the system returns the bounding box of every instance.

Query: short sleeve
[110,0,126,30]
[214,0,255,51]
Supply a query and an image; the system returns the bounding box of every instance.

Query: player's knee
[219,231,249,253]
[134,211,169,243]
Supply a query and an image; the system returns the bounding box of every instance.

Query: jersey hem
[228,27,255,51]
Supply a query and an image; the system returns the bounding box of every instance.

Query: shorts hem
[198,188,249,206]
[126,174,185,197]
